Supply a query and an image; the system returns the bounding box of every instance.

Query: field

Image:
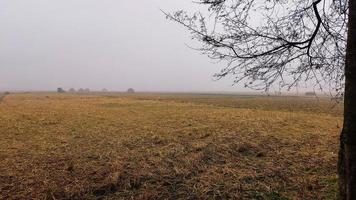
[0,93,343,199]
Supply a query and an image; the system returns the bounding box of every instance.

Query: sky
[0,0,299,93]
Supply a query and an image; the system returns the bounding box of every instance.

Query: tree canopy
[165,0,347,95]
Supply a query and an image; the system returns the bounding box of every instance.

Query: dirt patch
[0,92,10,103]
[0,95,4,103]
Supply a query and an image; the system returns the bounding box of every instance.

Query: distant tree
[166,0,355,198]
[69,88,76,93]
[305,91,317,96]
[57,88,66,93]
[78,88,85,93]
[275,91,282,96]
[84,88,90,93]
[102,88,108,92]
[4,91,10,95]
[127,88,135,93]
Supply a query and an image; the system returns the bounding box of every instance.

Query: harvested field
[0,93,343,199]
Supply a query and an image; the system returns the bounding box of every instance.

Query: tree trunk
[338,0,356,199]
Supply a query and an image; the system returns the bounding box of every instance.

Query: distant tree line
[57,87,136,93]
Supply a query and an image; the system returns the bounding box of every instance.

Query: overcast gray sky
[0,0,296,93]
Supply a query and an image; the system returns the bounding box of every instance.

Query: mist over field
[0,0,234,92]
[0,0,316,94]
[0,0,352,199]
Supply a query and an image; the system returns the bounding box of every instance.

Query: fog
[0,0,291,93]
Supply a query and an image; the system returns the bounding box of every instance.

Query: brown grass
[0,93,342,199]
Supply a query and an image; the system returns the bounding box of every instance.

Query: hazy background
[0,0,300,93]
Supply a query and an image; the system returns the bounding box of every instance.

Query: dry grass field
[0,93,343,199]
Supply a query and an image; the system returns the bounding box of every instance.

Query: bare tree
[165,0,355,198]
[57,88,66,93]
